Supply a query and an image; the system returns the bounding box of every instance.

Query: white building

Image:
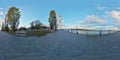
[57,15,62,29]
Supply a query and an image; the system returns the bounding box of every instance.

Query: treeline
[1,6,58,32]
[29,20,47,30]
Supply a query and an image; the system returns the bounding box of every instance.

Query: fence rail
[64,29,117,36]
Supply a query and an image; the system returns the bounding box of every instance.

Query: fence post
[100,30,102,36]
[107,30,109,35]
[76,30,78,34]
[87,31,88,36]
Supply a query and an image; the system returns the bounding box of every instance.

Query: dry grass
[26,30,51,37]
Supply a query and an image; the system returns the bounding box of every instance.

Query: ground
[0,30,120,60]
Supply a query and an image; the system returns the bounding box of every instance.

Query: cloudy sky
[0,0,120,29]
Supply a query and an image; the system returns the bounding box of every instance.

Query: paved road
[0,30,120,60]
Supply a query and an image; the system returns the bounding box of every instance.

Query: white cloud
[87,15,107,24]
[0,16,4,22]
[0,8,3,10]
[80,15,107,25]
[0,16,4,29]
[107,10,120,23]
[0,10,4,16]
[0,9,4,24]
[0,18,4,22]
[97,6,107,11]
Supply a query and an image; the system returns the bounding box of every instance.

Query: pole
[100,30,102,36]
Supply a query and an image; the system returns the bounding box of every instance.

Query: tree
[48,10,57,31]
[30,21,34,28]
[35,20,41,29]
[6,6,21,32]
[1,23,9,32]
[30,20,42,29]
[5,24,9,32]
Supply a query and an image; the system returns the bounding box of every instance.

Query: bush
[19,27,27,31]
[30,25,41,30]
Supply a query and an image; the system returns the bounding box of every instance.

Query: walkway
[0,30,120,60]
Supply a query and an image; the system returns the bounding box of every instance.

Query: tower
[58,15,62,29]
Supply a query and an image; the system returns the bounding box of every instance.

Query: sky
[0,0,120,30]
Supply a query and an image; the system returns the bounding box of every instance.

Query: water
[67,29,115,35]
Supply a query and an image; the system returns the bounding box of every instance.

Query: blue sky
[0,0,120,29]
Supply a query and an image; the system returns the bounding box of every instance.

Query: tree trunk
[12,23,16,32]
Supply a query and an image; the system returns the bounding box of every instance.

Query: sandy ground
[0,30,120,60]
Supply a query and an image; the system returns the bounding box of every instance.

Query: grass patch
[26,30,51,37]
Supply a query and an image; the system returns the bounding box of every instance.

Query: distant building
[57,15,62,29]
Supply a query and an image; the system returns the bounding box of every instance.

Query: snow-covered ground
[0,30,120,60]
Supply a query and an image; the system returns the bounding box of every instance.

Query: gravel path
[0,30,120,60]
